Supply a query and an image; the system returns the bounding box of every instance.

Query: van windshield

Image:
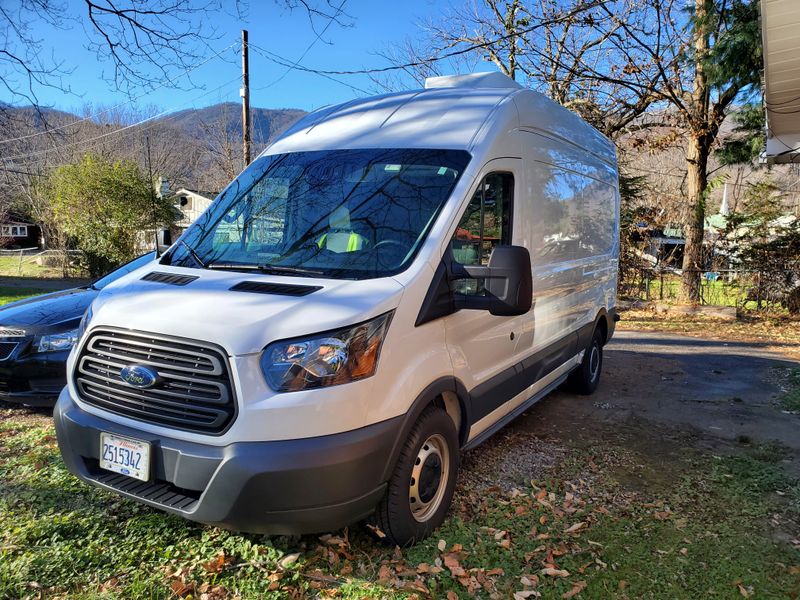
[167,148,471,279]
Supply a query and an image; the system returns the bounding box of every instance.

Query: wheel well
[596,314,609,344]
[432,392,467,447]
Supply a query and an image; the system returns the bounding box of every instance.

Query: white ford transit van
[54,72,619,546]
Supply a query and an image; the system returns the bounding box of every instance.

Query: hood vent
[230,280,322,297]
[141,272,199,286]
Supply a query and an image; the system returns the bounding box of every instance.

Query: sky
[21,0,498,116]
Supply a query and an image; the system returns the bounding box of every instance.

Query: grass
[780,369,800,412]
[618,308,800,358]
[0,286,50,306]
[0,256,65,279]
[0,412,798,599]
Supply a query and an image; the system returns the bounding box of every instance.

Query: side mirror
[453,245,533,316]
[156,228,173,256]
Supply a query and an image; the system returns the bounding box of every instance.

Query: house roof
[169,188,218,200]
[762,0,800,162]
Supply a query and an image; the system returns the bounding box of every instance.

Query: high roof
[265,72,614,164]
[266,87,517,154]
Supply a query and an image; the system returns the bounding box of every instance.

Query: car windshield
[166,148,471,279]
[92,252,157,290]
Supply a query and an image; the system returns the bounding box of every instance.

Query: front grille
[0,342,18,361]
[75,328,236,434]
[0,328,25,337]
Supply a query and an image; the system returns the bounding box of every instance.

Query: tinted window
[168,149,471,279]
[450,172,513,295]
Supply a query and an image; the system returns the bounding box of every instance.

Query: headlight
[261,312,393,392]
[36,329,79,353]
[77,305,93,341]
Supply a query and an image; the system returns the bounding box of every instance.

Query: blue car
[0,252,155,407]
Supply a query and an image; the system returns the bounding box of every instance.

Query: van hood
[88,267,405,356]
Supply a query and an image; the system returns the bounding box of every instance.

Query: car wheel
[566,327,604,395]
[373,406,459,546]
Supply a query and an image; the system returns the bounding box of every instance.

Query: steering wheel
[373,239,406,250]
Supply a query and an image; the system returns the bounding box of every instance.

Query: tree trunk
[680,134,709,304]
[680,0,711,305]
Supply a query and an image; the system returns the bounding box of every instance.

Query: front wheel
[566,328,604,395]
[373,407,459,546]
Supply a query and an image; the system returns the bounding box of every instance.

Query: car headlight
[261,312,393,392]
[77,305,93,341]
[36,329,79,353]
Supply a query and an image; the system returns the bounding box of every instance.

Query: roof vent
[141,272,199,286]
[424,72,522,90]
[230,281,322,297]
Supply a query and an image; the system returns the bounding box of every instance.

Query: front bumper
[0,348,69,407]
[54,390,401,535]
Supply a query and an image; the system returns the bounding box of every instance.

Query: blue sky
[24,0,498,115]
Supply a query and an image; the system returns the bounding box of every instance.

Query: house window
[2,225,29,237]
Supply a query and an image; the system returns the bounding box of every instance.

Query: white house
[169,188,217,232]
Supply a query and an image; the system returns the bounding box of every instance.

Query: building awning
[762,0,800,163]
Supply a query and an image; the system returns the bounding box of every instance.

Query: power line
[252,3,600,79]
[249,43,370,95]
[0,43,239,146]
[255,0,347,92]
[1,76,242,165]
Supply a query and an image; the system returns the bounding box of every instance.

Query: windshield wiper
[177,240,208,268]
[206,263,323,277]
[257,264,323,277]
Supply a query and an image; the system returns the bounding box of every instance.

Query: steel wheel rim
[589,344,601,381]
[409,433,449,522]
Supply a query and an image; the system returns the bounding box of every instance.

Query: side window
[450,172,513,294]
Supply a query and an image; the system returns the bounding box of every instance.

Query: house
[169,188,217,233]
[0,219,41,248]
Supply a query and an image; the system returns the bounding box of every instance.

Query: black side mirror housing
[453,245,533,316]
[156,228,173,256]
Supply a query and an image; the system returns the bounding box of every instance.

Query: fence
[0,248,88,278]
[621,267,792,311]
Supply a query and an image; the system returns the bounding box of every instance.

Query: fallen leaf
[444,553,467,577]
[202,552,226,574]
[541,567,570,578]
[564,522,587,534]
[738,583,751,597]
[486,567,505,576]
[438,539,447,552]
[562,580,587,599]
[377,564,394,583]
[514,591,541,599]
[447,591,458,600]
[365,523,386,538]
[170,581,194,597]
[279,553,300,569]
[653,511,672,521]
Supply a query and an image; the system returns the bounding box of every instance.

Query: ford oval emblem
[119,365,159,389]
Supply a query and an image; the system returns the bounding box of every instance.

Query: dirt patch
[459,430,566,493]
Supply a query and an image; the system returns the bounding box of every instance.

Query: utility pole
[145,136,158,253]
[241,29,251,168]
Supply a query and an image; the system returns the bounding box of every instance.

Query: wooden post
[241,29,251,168]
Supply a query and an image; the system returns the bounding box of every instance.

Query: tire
[373,407,459,546]
[566,327,604,395]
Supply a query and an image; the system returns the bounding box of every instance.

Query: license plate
[99,433,150,482]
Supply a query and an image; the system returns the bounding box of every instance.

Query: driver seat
[317,206,368,253]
